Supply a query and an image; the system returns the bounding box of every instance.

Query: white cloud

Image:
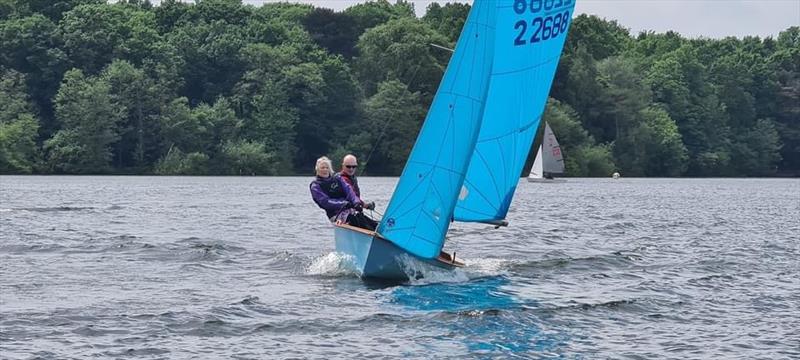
[574,0,799,38]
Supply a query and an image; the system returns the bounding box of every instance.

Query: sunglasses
[345,165,358,169]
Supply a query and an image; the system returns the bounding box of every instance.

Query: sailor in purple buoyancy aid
[309,156,365,225]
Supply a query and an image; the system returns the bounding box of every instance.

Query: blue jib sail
[377,0,497,259]
[455,0,576,222]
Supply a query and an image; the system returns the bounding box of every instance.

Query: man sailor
[336,154,374,210]
[335,154,377,230]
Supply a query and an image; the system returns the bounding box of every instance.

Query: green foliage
[0,14,68,136]
[570,144,617,177]
[253,2,313,25]
[198,97,242,151]
[166,20,246,103]
[361,79,425,174]
[159,97,207,154]
[59,3,161,74]
[595,56,652,142]
[565,14,632,61]
[8,0,104,21]
[631,31,685,60]
[242,80,298,171]
[154,146,208,175]
[218,140,275,175]
[645,52,691,121]
[541,98,620,177]
[344,0,415,35]
[615,106,688,176]
[356,18,449,100]
[233,37,360,169]
[187,0,252,26]
[423,3,469,43]
[161,97,240,155]
[543,99,592,151]
[0,69,39,173]
[593,57,690,176]
[280,61,329,168]
[153,0,189,33]
[556,45,602,126]
[0,3,794,176]
[326,146,352,174]
[0,0,13,19]
[0,14,62,74]
[731,119,782,176]
[45,69,123,173]
[770,27,800,172]
[0,114,39,173]
[0,69,35,122]
[303,8,359,58]
[101,60,165,168]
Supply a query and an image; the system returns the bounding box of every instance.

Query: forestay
[377,0,497,259]
[455,0,576,222]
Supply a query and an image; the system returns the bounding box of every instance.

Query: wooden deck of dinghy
[333,223,465,267]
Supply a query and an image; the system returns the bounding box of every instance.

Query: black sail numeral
[514,20,528,45]
[531,18,543,43]
[513,13,571,46]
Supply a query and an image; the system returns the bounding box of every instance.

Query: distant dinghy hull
[526,178,566,183]
[334,224,462,281]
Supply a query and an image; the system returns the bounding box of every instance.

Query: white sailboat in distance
[528,122,566,183]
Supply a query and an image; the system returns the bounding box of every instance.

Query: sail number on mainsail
[513,0,572,46]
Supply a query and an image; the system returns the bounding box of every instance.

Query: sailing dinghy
[528,122,566,183]
[334,0,576,281]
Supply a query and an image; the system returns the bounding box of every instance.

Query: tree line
[0,0,797,176]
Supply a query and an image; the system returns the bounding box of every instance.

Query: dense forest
[0,0,797,176]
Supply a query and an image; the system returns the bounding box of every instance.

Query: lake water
[1,176,798,359]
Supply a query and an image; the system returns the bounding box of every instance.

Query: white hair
[315,156,332,173]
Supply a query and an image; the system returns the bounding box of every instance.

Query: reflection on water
[390,276,518,312]
[388,276,569,356]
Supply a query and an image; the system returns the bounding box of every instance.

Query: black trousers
[347,212,378,231]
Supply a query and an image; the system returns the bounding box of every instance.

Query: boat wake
[397,254,471,284]
[306,252,360,277]
[401,256,512,285]
[306,251,514,284]
[462,257,512,275]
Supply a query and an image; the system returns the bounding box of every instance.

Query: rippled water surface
[1,176,798,359]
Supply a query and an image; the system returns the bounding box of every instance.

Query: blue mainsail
[377,0,497,259]
[455,0,576,222]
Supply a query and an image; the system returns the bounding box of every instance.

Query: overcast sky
[235,0,799,39]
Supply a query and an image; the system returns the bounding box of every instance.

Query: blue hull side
[333,224,460,281]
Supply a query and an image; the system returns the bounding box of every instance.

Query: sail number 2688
[512,0,572,46]
[514,12,570,46]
